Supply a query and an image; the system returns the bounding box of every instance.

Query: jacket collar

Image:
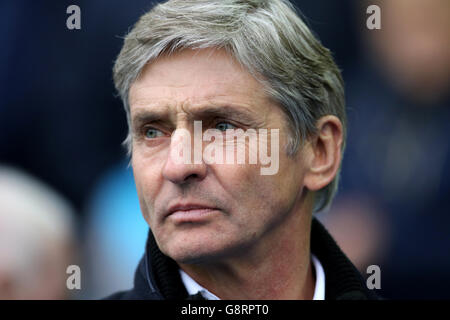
[310,218,378,300]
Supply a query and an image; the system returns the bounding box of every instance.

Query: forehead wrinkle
[131,65,266,109]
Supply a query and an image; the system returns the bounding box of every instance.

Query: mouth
[165,203,220,223]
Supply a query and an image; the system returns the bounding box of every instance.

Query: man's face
[129,48,308,263]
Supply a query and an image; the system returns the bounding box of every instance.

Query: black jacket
[105,218,379,300]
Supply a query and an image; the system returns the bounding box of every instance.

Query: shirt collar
[179,254,326,300]
[179,269,220,300]
[311,254,325,300]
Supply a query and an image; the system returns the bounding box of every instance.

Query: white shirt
[179,254,325,300]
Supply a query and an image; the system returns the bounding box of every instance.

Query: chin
[162,235,232,264]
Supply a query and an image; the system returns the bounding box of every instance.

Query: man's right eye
[144,127,165,139]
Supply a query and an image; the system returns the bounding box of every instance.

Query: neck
[178,197,315,300]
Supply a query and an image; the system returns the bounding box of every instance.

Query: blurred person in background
[0,166,78,299]
[321,0,450,298]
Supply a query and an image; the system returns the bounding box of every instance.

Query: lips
[167,203,217,216]
[165,202,219,222]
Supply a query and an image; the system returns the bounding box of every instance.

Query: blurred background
[0,0,448,299]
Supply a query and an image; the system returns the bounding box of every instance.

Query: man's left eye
[215,122,236,131]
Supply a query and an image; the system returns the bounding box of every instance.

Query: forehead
[128,48,269,113]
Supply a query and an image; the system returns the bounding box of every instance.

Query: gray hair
[113,0,346,213]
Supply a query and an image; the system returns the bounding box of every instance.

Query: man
[107,0,378,300]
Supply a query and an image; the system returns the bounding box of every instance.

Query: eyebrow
[131,104,258,128]
[192,105,257,123]
[131,110,168,128]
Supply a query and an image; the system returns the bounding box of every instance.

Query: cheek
[132,153,165,224]
[215,152,303,218]
[212,162,279,214]
[273,152,305,203]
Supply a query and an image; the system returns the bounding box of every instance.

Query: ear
[303,115,344,191]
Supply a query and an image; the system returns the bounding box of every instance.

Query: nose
[162,128,207,184]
